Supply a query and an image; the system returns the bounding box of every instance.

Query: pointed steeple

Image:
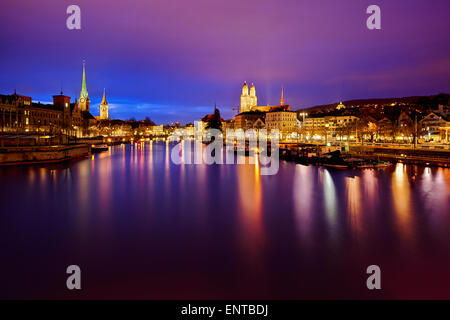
[100,88,109,120]
[101,88,107,105]
[80,60,88,100]
[280,87,284,105]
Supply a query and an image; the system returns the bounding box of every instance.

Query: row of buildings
[228,83,298,139]
[0,63,110,138]
[197,84,450,144]
[301,103,450,143]
[3,67,449,145]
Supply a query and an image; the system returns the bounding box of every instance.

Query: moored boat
[91,144,109,153]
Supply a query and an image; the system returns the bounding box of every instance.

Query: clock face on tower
[80,98,85,103]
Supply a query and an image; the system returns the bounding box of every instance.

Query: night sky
[1,0,449,124]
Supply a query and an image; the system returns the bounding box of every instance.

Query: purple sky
[1,0,449,124]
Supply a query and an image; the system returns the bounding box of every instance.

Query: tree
[143,116,155,125]
[205,107,222,132]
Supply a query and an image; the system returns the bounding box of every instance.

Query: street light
[299,112,308,122]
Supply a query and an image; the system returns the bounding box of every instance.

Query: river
[1,142,449,299]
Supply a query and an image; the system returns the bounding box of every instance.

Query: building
[149,125,164,136]
[239,82,290,113]
[234,111,266,131]
[99,89,109,120]
[182,124,195,136]
[420,112,450,142]
[299,114,361,141]
[301,117,327,136]
[78,61,90,112]
[235,84,292,138]
[336,101,346,110]
[240,82,257,113]
[266,110,297,139]
[439,123,450,143]
[0,91,84,137]
[0,62,98,138]
[324,115,360,140]
[376,117,394,141]
[222,119,235,131]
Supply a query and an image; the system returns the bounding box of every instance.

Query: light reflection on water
[322,169,337,228]
[346,175,362,240]
[391,163,416,251]
[1,142,450,299]
[293,164,314,245]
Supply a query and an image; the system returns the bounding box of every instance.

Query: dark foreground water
[1,142,450,299]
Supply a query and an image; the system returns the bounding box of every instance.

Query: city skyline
[1,0,450,304]
[1,0,449,124]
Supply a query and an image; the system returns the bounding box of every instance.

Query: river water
[1,142,450,299]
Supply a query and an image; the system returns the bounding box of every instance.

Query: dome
[250,83,256,97]
[242,81,249,95]
[336,101,346,110]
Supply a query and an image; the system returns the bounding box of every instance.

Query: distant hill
[296,93,450,114]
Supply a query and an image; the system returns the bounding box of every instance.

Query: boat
[319,150,351,169]
[372,160,393,168]
[91,144,109,153]
[322,163,349,169]
[353,159,393,169]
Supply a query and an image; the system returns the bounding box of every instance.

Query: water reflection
[236,157,263,244]
[96,147,113,220]
[147,141,154,196]
[361,169,379,213]
[76,160,91,237]
[391,163,414,247]
[322,169,338,230]
[2,145,450,299]
[236,156,265,285]
[346,176,362,239]
[420,167,450,235]
[293,164,314,243]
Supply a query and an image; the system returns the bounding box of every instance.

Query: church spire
[101,88,107,105]
[280,87,284,105]
[80,60,88,99]
[100,88,109,120]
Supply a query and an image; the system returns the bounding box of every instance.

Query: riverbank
[278,142,450,168]
[348,145,450,167]
[0,144,90,165]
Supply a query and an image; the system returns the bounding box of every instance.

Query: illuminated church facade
[240,82,258,113]
[239,82,289,113]
[99,89,109,120]
[79,61,109,121]
[235,82,297,139]
[79,62,90,113]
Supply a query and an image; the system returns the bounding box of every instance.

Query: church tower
[100,89,109,120]
[280,87,284,106]
[79,61,90,112]
[240,81,249,113]
[249,83,257,110]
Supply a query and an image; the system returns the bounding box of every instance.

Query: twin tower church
[240,81,288,113]
[79,62,109,120]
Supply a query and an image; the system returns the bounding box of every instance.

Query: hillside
[296,93,450,114]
